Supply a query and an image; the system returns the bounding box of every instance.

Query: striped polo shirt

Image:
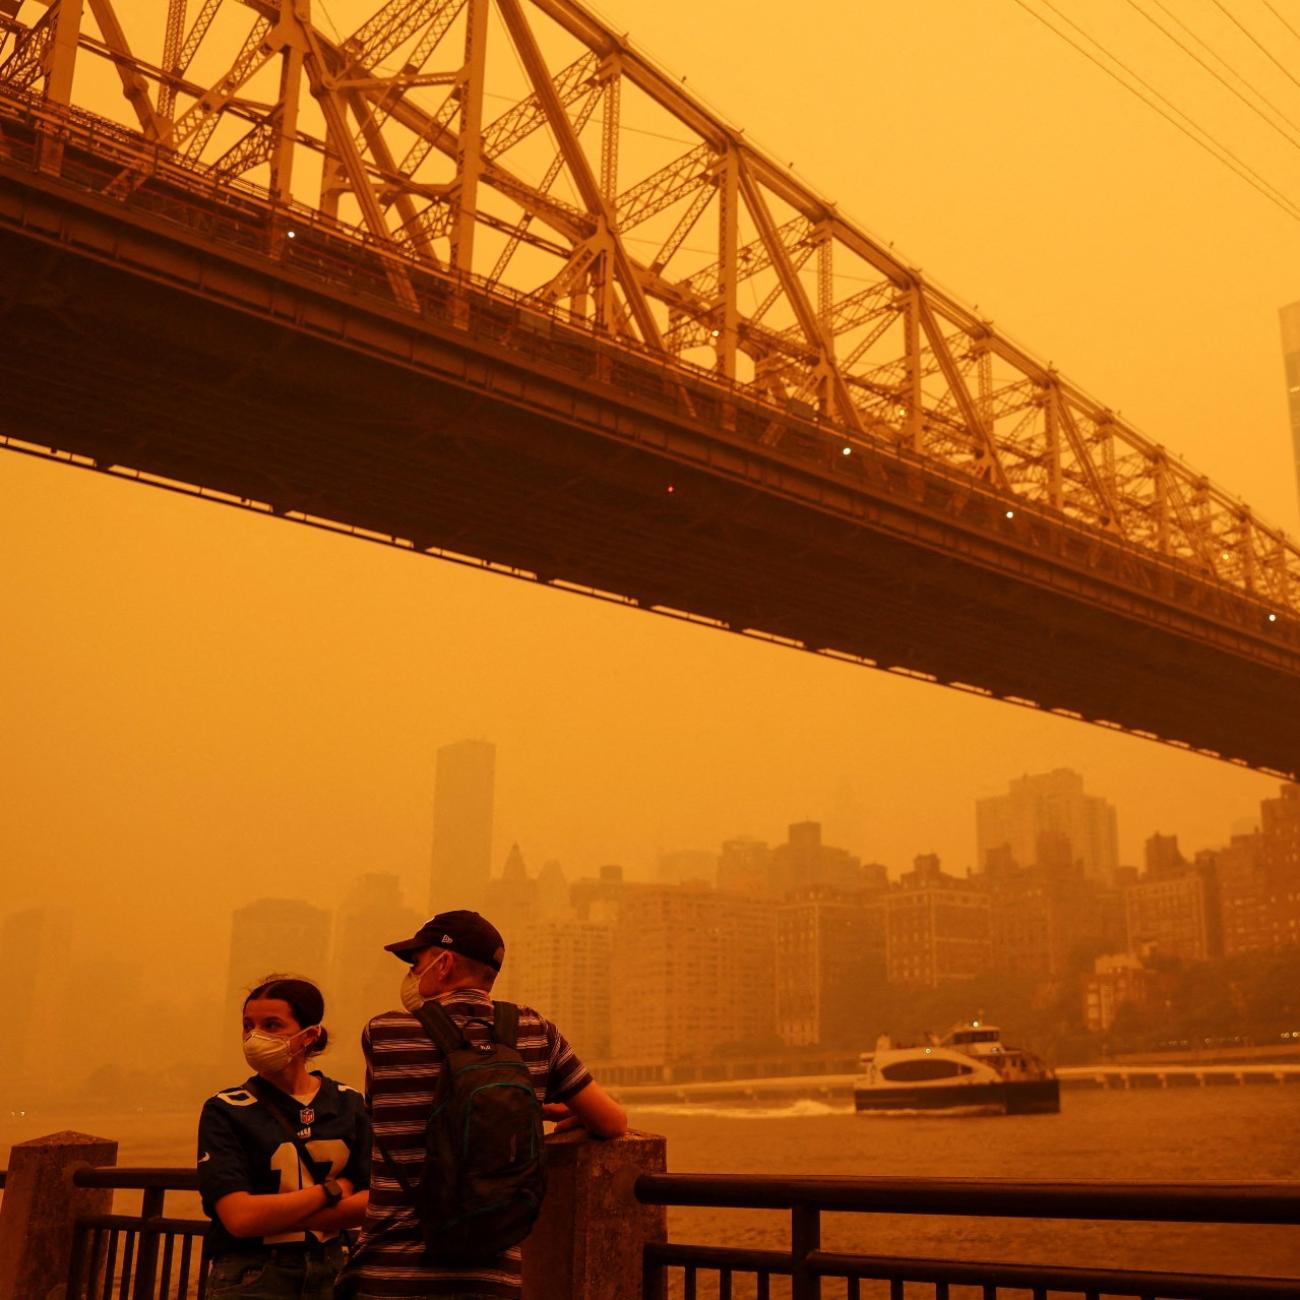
[340,989,592,1298]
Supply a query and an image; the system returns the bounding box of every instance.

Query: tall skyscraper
[0,907,71,1090]
[329,873,421,1079]
[1278,301,1300,512]
[430,739,496,912]
[976,769,1119,881]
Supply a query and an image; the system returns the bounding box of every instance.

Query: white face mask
[242,1029,306,1075]
[400,954,444,1012]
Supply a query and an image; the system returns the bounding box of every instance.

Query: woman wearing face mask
[197,975,371,1299]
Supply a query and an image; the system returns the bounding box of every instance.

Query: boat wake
[627,1098,848,1120]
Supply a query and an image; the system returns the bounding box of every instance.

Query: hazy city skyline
[2,0,1295,988]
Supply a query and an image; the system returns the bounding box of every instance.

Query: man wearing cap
[339,909,627,1299]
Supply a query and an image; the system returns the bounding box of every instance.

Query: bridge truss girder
[0,0,1296,625]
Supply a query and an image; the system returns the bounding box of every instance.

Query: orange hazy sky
[1,0,1296,981]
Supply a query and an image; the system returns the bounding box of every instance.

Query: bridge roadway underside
[1,160,1297,776]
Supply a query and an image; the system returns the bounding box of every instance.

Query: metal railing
[67,1167,208,1300]
[634,1174,1300,1299]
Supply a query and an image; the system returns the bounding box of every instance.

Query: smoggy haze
[1,0,1296,987]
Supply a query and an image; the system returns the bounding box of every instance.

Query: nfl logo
[299,1107,315,1126]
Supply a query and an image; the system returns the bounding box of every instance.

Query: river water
[4,1085,1299,1286]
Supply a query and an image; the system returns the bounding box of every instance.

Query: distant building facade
[1215,785,1300,955]
[609,884,776,1072]
[769,821,861,897]
[1124,852,1219,963]
[1083,952,1156,1032]
[885,855,990,986]
[429,738,495,912]
[976,769,1118,881]
[776,888,885,1047]
[509,919,614,1060]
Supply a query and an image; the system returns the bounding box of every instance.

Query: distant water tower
[1279,301,1300,514]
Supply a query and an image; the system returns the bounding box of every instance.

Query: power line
[1210,0,1300,94]
[1009,0,1300,224]
[1260,0,1300,47]
[1133,0,1300,152]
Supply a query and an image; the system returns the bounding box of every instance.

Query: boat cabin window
[951,1030,999,1044]
[879,1058,974,1082]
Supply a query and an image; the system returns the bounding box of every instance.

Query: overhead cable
[1210,0,1300,94]
[1260,0,1300,47]
[1009,0,1300,224]
[1132,0,1300,152]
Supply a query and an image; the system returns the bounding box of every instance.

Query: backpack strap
[413,999,470,1057]
[491,1001,519,1050]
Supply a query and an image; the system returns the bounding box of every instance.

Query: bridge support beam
[0,1130,117,1300]
[522,1130,667,1300]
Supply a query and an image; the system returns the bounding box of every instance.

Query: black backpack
[376,999,547,1261]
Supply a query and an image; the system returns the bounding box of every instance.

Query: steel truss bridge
[0,0,1297,776]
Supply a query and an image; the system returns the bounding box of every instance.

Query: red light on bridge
[666,485,675,494]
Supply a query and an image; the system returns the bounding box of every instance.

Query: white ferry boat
[853,1020,1060,1115]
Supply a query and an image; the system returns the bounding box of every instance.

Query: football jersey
[197,1071,371,1259]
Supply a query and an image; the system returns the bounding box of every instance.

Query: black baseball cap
[384,910,505,971]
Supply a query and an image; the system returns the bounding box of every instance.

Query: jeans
[206,1241,347,1298]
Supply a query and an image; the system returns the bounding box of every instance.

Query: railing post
[130,1185,166,1300]
[521,1129,667,1300]
[790,1204,821,1300]
[0,1129,117,1300]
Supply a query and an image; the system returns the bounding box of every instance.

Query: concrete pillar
[0,1130,118,1300]
[522,1130,667,1300]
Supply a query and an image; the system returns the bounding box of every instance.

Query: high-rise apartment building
[776,888,885,1047]
[508,920,614,1060]
[1217,785,1300,955]
[430,738,495,912]
[1124,847,1219,963]
[1278,300,1300,511]
[976,769,1119,881]
[609,884,776,1071]
[885,856,990,986]
[985,866,1094,980]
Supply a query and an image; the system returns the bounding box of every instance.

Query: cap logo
[441,933,454,944]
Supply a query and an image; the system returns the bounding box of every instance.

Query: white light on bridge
[286,230,296,239]
[842,446,852,456]
[710,329,720,338]
[1269,613,1278,622]
[1005,510,1015,519]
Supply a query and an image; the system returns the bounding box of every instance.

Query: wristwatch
[321,1179,344,1207]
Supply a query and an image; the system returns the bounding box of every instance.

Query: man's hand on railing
[541,1102,584,1133]
[543,1082,628,1139]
